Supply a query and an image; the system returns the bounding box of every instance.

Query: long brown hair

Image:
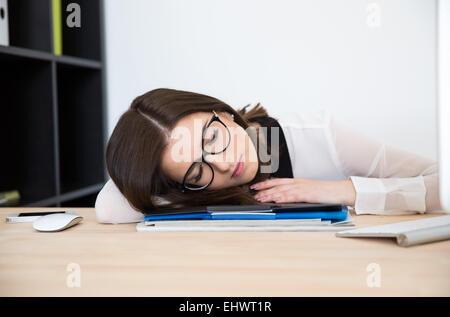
[106,88,273,214]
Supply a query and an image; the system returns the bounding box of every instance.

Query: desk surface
[0,207,449,296]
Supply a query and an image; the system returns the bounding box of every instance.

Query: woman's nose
[204,154,234,173]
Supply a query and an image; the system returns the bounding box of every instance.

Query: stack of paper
[136,203,355,232]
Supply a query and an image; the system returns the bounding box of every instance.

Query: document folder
[144,203,348,221]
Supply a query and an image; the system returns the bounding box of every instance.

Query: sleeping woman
[95,88,442,223]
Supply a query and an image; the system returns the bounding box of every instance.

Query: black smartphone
[6,211,76,223]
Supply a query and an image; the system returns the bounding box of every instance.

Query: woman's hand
[250,178,356,206]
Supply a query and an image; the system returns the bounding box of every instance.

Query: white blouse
[95,109,443,224]
[277,109,441,215]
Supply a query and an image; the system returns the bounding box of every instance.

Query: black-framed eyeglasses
[180,110,231,192]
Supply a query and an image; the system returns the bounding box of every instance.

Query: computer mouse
[33,213,83,232]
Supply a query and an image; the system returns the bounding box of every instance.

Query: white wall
[104,0,437,160]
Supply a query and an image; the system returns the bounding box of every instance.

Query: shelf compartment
[7,0,52,52]
[58,182,103,203]
[60,192,99,207]
[0,53,56,204]
[24,195,60,207]
[61,0,101,60]
[57,63,105,194]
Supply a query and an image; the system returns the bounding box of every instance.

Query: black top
[252,116,294,179]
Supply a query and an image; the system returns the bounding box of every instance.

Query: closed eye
[193,164,203,182]
[206,129,218,145]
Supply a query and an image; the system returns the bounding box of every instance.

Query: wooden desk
[0,207,449,296]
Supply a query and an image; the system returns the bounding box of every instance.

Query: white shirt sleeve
[328,116,442,215]
[95,179,145,224]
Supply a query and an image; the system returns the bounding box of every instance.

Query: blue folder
[144,206,348,221]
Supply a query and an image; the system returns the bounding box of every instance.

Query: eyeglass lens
[184,118,230,189]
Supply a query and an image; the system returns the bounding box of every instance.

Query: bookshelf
[0,0,107,207]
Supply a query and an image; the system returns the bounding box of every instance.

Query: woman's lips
[232,154,244,178]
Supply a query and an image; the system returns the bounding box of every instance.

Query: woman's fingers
[257,189,301,203]
[251,178,299,203]
[253,184,293,200]
[252,178,349,205]
[250,178,295,190]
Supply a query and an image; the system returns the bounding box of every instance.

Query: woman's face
[161,111,259,190]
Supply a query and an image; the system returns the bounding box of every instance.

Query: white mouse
[33,213,83,232]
